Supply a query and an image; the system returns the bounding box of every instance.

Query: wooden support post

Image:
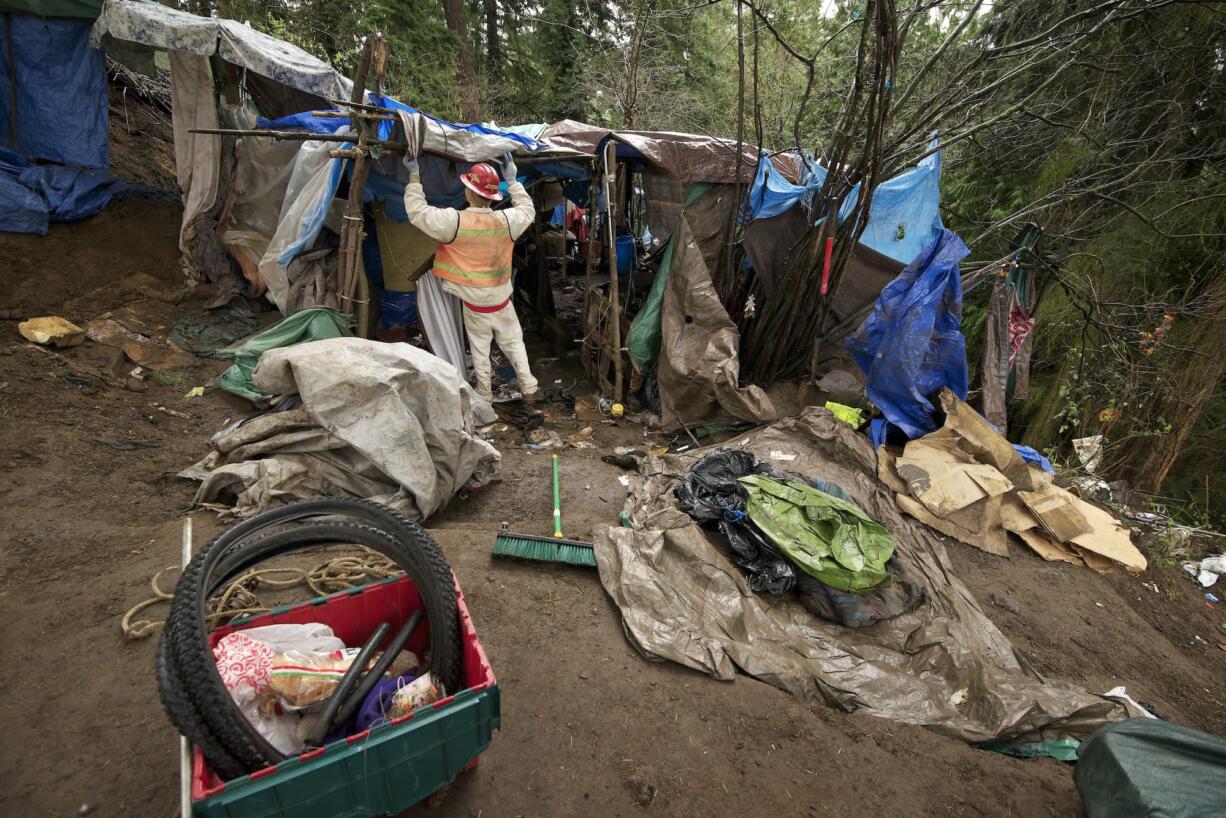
[603,141,623,402]
[338,37,376,335]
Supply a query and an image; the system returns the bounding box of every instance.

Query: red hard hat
[460,163,503,201]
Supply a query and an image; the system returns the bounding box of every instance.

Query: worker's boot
[522,388,544,403]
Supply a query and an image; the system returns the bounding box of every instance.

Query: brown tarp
[540,119,800,184]
[656,186,776,429]
[594,407,1132,745]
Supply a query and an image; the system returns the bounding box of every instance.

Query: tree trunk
[483,0,500,76]
[441,0,480,121]
[1112,273,1226,493]
[621,0,653,128]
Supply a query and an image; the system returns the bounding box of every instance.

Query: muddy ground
[1,199,1224,818]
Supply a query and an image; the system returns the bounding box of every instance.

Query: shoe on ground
[522,389,544,404]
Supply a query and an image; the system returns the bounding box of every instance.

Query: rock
[125,377,148,393]
[18,316,85,347]
[990,593,1020,614]
[578,670,591,680]
[624,774,656,807]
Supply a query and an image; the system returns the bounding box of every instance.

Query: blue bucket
[615,235,636,280]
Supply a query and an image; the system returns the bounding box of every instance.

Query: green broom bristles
[492,530,598,568]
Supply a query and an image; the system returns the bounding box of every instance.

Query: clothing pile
[674,449,925,627]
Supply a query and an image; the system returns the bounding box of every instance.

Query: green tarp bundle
[1075,718,1226,818]
[739,475,895,592]
[214,308,351,402]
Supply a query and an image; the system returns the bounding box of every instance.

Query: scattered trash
[85,316,197,370]
[883,388,1147,572]
[150,403,192,419]
[610,402,625,418]
[18,315,84,347]
[824,401,864,427]
[184,386,205,398]
[527,428,565,449]
[1206,593,1220,604]
[769,450,797,461]
[569,426,594,444]
[1182,557,1224,588]
[618,475,631,487]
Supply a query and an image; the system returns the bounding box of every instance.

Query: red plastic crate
[189,575,498,817]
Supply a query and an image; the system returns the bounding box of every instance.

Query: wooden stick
[604,141,623,402]
[338,37,375,329]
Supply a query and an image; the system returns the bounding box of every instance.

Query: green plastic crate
[190,576,499,818]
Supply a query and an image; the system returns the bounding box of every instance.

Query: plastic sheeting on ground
[743,149,943,267]
[0,148,118,234]
[1,15,107,168]
[1074,718,1226,818]
[193,338,499,520]
[846,228,969,441]
[594,406,1134,746]
[214,308,351,402]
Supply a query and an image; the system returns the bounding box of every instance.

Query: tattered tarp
[846,229,970,441]
[655,184,776,429]
[195,338,500,520]
[539,119,800,184]
[595,407,1132,745]
[1,15,107,168]
[214,307,351,403]
[744,149,943,267]
[90,0,351,101]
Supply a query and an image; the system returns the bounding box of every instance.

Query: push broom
[492,453,597,568]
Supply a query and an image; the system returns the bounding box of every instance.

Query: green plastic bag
[739,475,895,592]
[214,308,351,402]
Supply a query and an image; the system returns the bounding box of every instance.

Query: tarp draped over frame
[743,149,944,267]
[90,0,351,101]
[595,407,1133,745]
[655,185,776,429]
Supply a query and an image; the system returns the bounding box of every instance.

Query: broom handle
[552,453,563,538]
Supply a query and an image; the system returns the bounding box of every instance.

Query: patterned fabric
[213,632,273,697]
[1008,304,1035,366]
[91,0,350,100]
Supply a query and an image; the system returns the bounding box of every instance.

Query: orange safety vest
[432,209,514,289]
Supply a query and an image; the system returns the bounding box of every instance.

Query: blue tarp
[846,228,969,441]
[0,16,108,168]
[0,148,118,235]
[744,149,943,267]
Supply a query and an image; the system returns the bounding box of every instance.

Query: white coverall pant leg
[462,302,539,399]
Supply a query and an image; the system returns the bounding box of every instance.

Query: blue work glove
[501,151,518,182]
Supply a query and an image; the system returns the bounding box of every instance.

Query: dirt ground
[2,200,1225,818]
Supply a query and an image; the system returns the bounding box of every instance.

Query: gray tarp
[594,407,1131,745]
[657,185,776,430]
[195,338,499,519]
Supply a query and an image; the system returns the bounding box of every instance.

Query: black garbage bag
[718,512,797,594]
[674,449,769,522]
[676,450,795,593]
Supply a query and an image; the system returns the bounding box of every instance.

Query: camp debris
[880,387,1147,572]
[213,307,351,403]
[594,406,1134,746]
[189,337,500,520]
[18,315,85,347]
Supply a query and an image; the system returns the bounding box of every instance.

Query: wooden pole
[338,37,376,334]
[604,141,623,402]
